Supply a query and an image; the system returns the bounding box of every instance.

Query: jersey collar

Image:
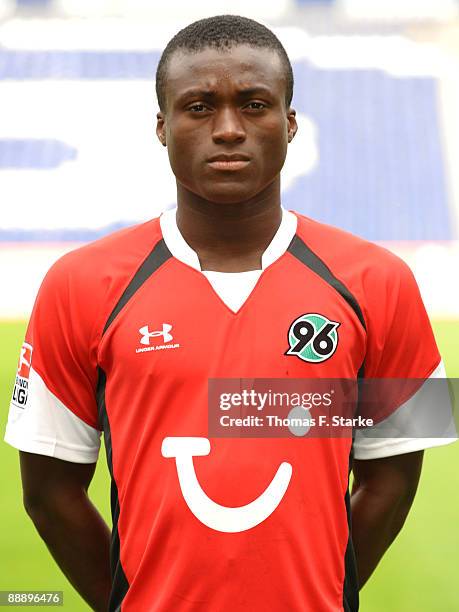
[159,206,298,272]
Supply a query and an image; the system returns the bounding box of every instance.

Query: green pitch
[1,320,458,611]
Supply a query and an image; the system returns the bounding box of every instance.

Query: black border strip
[288,234,364,609]
[342,451,359,612]
[287,235,366,332]
[96,238,172,610]
[103,238,172,335]
[97,368,128,612]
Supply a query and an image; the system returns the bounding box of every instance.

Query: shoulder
[292,213,439,379]
[46,217,162,286]
[292,212,422,331]
[293,211,415,288]
[33,217,163,339]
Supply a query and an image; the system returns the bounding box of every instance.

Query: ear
[287,108,298,143]
[156,111,167,147]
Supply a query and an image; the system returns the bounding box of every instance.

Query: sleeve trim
[5,366,102,464]
[353,360,457,459]
[4,430,100,464]
[354,436,457,460]
[32,361,100,431]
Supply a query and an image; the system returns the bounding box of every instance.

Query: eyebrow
[176,89,217,102]
[176,86,274,102]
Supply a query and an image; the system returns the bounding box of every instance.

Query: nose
[212,106,246,144]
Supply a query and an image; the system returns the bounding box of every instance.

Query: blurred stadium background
[1,0,458,610]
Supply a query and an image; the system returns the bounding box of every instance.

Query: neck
[175,179,282,272]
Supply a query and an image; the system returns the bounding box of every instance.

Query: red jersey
[5,210,445,611]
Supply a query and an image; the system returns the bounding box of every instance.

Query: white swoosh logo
[161,437,292,533]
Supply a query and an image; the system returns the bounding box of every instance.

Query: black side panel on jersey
[96,368,129,612]
[288,234,363,609]
[342,451,359,612]
[103,238,172,334]
[96,239,172,611]
[287,235,366,332]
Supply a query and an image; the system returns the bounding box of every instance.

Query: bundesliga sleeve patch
[12,342,33,408]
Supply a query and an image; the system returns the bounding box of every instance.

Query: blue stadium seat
[0,50,453,240]
[0,139,77,169]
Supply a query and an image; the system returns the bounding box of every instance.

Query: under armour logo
[139,324,173,345]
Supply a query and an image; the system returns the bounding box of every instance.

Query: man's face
[156,45,297,204]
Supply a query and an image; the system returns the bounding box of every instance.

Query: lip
[206,153,251,171]
[207,159,251,171]
[207,153,251,162]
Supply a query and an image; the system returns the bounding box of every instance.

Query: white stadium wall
[1,16,459,319]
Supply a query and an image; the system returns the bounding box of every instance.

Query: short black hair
[156,14,294,111]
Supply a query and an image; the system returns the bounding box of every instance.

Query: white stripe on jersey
[4,366,101,464]
[353,361,457,459]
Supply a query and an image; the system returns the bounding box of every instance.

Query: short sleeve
[354,256,457,459]
[4,253,102,463]
[363,257,440,380]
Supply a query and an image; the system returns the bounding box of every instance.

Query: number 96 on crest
[286,313,340,363]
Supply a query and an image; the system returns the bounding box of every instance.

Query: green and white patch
[286,313,340,363]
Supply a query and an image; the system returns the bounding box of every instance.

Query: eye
[188,103,208,113]
[245,102,267,111]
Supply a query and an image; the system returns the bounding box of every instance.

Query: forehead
[164,45,285,101]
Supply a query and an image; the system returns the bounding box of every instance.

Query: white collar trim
[160,206,297,272]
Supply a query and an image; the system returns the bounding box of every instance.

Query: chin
[199,185,261,205]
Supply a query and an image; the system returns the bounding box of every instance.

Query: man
[4,14,455,612]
